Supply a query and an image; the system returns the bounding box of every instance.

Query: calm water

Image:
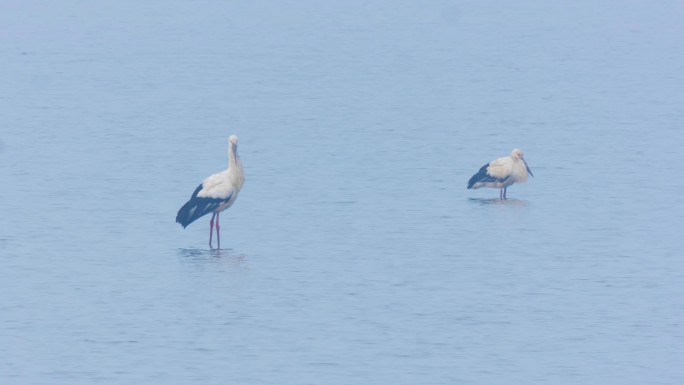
[1,1,683,384]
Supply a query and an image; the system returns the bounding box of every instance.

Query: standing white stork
[176,135,245,248]
[467,148,533,199]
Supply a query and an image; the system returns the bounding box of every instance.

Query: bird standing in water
[467,148,533,199]
[176,135,245,248]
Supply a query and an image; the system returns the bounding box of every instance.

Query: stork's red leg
[209,212,216,248]
[216,212,221,249]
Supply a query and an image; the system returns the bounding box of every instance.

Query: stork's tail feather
[468,164,490,189]
[176,197,224,228]
[175,200,197,228]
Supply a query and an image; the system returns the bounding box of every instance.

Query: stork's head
[229,135,239,145]
[513,148,533,177]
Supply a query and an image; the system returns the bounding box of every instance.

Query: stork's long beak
[523,158,534,177]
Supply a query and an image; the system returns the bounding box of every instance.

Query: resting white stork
[467,148,533,199]
[176,135,245,248]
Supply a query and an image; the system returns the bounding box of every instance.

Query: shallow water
[1,1,683,384]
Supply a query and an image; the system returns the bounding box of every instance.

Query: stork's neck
[228,144,237,170]
[228,144,245,187]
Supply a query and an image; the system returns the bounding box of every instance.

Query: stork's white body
[197,169,243,211]
[176,135,244,248]
[467,148,533,199]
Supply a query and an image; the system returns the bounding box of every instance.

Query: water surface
[1,1,683,384]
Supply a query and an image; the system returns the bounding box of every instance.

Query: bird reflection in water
[177,247,248,268]
[467,197,529,207]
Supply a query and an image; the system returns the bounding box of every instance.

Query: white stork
[176,135,245,248]
[467,148,533,199]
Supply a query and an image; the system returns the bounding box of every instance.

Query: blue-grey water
[1,1,683,384]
